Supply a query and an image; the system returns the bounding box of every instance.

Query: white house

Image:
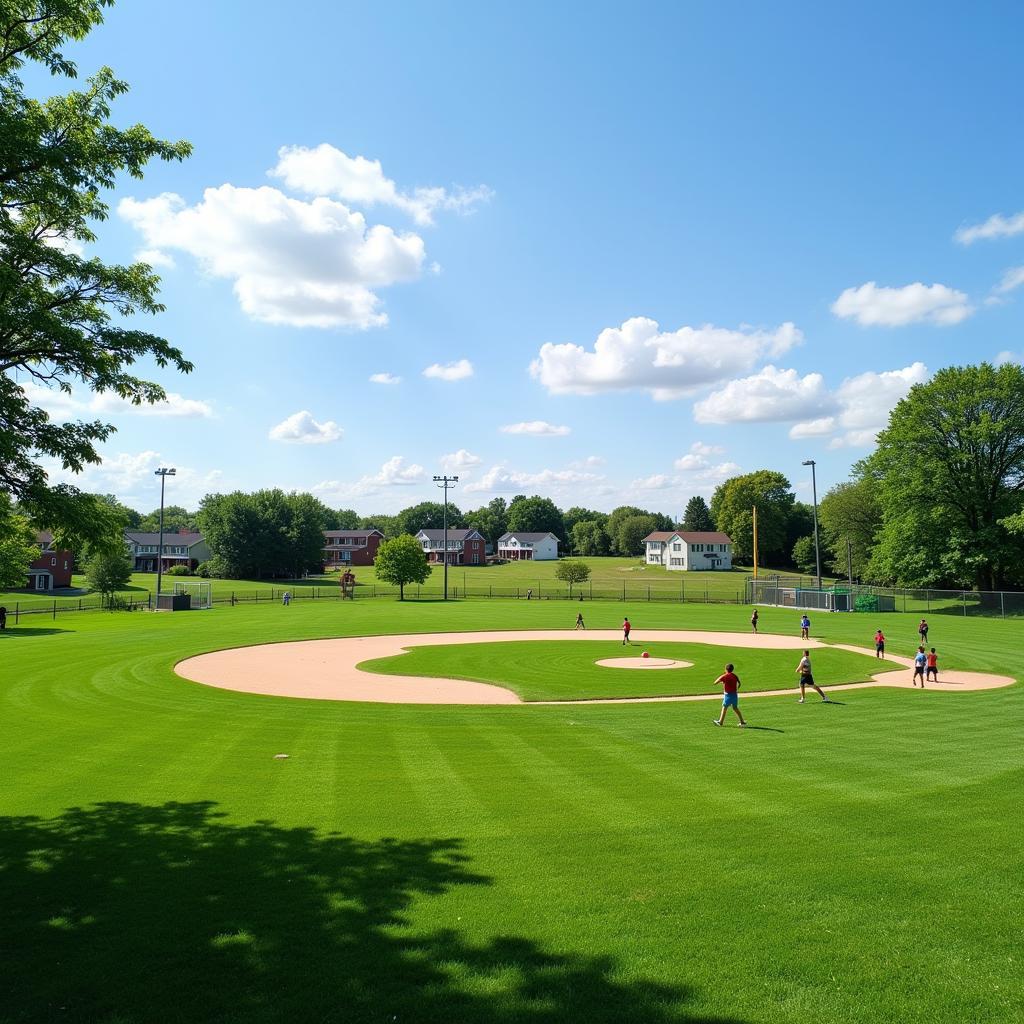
[643,531,733,571]
[497,531,560,561]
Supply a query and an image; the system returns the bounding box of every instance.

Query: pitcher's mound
[595,657,692,670]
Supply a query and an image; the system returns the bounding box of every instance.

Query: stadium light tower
[801,459,822,591]
[433,474,459,601]
[154,467,176,598]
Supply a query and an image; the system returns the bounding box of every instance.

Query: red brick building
[27,532,74,591]
[322,529,384,568]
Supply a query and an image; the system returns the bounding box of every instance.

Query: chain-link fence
[746,575,1024,617]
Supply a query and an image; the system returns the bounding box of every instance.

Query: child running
[874,629,885,659]
[712,663,747,728]
[622,617,631,645]
[575,611,586,630]
[926,647,939,682]
[750,609,759,633]
[913,646,927,686]
[795,650,830,703]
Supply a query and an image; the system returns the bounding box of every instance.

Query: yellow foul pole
[752,505,759,578]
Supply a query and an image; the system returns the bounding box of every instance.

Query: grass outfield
[1,600,1021,1023]
[360,639,904,701]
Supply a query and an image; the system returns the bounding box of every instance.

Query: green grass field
[361,639,903,701]
[2,599,1021,1023]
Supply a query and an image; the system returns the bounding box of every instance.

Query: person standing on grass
[913,646,927,686]
[282,591,291,606]
[926,647,939,682]
[874,628,885,659]
[575,611,586,630]
[622,617,631,645]
[800,614,811,640]
[918,619,929,644]
[712,663,747,728]
[795,650,830,703]
[750,608,759,633]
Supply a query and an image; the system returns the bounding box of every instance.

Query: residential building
[496,532,560,561]
[27,532,74,591]
[322,529,384,568]
[416,528,486,565]
[125,529,211,572]
[643,531,733,571]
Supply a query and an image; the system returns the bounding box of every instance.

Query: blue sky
[30,1,1024,514]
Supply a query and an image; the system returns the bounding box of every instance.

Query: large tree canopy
[0,0,191,548]
[506,495,565,541]
[681,495,714,532]
[818,478,881,579]
[710,471,795,563]
[863,362,1024,589]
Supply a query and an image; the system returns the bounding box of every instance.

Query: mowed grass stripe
[1,599,1022,1023]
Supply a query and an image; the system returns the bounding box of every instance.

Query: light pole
[433,474,458,601]
[154,467,176,599]
[801,459,822,591]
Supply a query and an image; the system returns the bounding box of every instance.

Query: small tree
[374,534,430,600]
[682,495,715,532]
[555,559,591,596]
[792,536,818,575]
[84,547,133,607]
[0,504,40,588]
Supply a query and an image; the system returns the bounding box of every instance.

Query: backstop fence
[746,575,1024,617]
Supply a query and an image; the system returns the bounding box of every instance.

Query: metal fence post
[962,591,967,615]
[53,599,57,620]
[1001,591,1005,618]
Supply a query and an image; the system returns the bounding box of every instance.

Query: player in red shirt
[926,647,939,682]
[712,663,747,728]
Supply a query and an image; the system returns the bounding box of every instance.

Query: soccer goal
[173,581,213,610]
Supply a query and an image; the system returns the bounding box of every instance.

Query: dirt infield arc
[173,629,1016,705]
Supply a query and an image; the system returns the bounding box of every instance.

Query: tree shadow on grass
[0,802,743,1024]
[0,627,72,638]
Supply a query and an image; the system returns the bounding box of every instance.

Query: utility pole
[433,475,459,601]
[154,467,176,599]
[802,459,822,591]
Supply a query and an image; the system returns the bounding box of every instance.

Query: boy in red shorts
[712,663,747,728]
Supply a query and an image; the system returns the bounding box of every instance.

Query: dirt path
[174,630,1016,706]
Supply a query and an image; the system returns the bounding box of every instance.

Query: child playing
[926,647,939,682]
[874,629,885,659]
[712,663,747,728]
[796,650,830,703]
[913,646,927,686]
[800,614,811,640]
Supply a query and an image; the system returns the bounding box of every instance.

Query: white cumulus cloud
[423,359,474,382]
[270,144,492,227]
[693,366,829,424]
[530,317,802,400]
[831,282,973,327]
[135,247,176,269]
[440,449,483,474]
[369,372,401,384]
[955,211,1024,245]
[268,410,343,444]
[499,420,571,437]
[996,351,1023,366]
[119,185,424,329]
[785,362,928,449]
[463,466,603,494]
[788,417,836,439]
[20,381,213,420]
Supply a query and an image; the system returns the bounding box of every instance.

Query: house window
[472,554,480,564]
[51,556,57,566]
[672,543,680,551]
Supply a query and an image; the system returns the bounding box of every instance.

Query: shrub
[166,564,193,577]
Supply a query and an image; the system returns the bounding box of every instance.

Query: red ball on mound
[642,651,649,658]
